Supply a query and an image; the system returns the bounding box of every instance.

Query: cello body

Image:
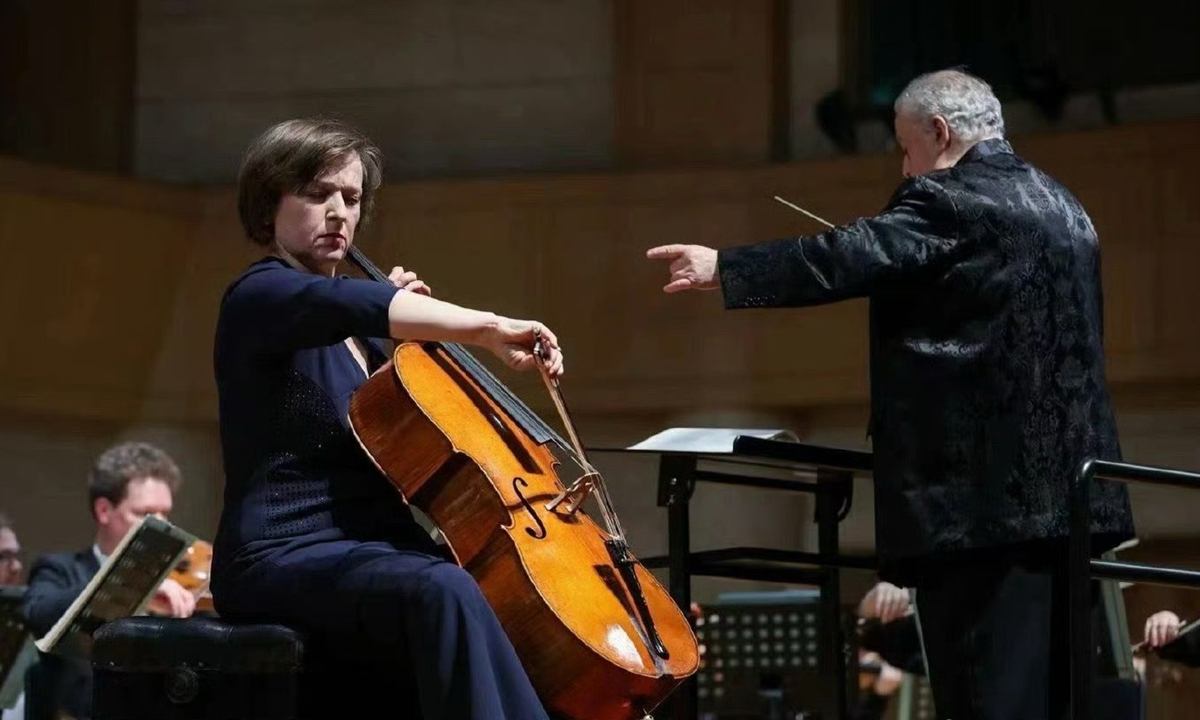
[149,539,215,615]
[349,341,698,720]
[171,541,212,595]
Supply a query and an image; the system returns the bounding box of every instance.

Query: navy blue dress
[210,256,549,720]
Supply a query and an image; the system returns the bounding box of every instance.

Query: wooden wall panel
[1159,161,1200,358]
[0,180,196,420]
[2,118,1199,425]
[613,0,779,168]
[1117,539,1200,720]
[0,0,137,173]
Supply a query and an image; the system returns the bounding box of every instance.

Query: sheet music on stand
[0,586,34,709]
[35,515,195,658]
[625,427,799,454]
[600,429,866,720]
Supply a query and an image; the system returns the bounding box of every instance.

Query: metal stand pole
[658,455,697,720]
[1069,461,1095,720]
[816,470,850,719]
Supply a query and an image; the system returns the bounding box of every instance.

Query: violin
[346,247,698,720]
[856,656,886,691]
[147,539,214,615]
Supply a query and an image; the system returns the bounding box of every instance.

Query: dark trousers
[24,652,92,720]
[215,540,550,720]
[913,541,1088,720]
[851,691,892,720]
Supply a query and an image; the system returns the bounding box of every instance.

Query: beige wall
[128,0,1200,181]
[0,0,137,173]
[134,0,615,182]
[7,0,1200,183]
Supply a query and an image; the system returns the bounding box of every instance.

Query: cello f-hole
[513,477,548,539]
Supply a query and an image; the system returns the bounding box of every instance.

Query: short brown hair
[237,117,384,246]
[88,442,183,515]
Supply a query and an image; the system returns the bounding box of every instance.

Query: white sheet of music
[626,427,798,454]
[0,587,34,709]
[35,516,195,658]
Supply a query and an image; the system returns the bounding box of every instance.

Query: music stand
[593,430,877,720]
[36,515,196,658]
[0,586,35,709]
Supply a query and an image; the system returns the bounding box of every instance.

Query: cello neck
[347,245,398,285]
[345,246,571,451]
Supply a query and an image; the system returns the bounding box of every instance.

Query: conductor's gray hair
[894,69,1006,145]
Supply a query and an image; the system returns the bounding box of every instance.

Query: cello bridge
[545,473,598,515]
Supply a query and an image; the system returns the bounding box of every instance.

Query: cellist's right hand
[483,318,564,378]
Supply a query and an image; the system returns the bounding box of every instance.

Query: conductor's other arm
[647,177,959,308]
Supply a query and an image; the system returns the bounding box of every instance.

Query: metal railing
[1070,459,1200,720]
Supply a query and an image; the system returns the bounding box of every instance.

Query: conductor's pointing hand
[646,244,719,293]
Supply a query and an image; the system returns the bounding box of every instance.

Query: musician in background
[1141,609,1200,667]
[21,442,195,720]
[856,582,925,677]
[859,581,910,626]
[648,68,1135,720]
[854,650,905,720]
[852,582,915,720]
[0,513,22,586]
[209,118,563,720]
[0,513,23,720]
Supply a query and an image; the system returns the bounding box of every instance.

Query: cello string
[346,247,573,453]
[537,369,594,473]
[345,247,688,677]
[349,246,628,538]
[535,337,630,539]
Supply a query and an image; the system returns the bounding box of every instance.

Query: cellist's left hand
[388,266,432,296]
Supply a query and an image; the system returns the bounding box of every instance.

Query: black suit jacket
[718,138,1135,583]
[858,616,925,676]
[21,548,100,720]
[1158,629,1200,668]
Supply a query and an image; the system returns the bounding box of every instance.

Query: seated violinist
[208,118,564,720]
[22,441,196,720]
[0,512,22,587]
[0,512,25,720]
[854,650,905,720]
[856,582,926,676]
[1140,609,1200,667]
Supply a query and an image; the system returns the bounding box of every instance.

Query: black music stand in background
[0,586,36,710]
[593,429,877,720]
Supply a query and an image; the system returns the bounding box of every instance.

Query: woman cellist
[209,118,564,720]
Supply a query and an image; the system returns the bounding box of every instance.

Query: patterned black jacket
[718,138,1135,581]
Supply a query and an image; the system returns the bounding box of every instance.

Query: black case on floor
[91,616,304,720]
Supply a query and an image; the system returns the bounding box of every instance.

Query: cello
[345,247,698,720]
[147,539,215,615]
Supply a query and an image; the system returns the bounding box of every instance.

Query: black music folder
[0,586,34,708]
[35,516,195,658]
